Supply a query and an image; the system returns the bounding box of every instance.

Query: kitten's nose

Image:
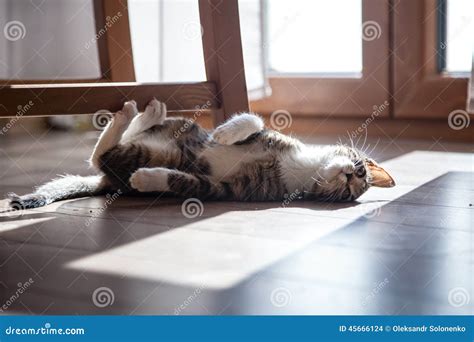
[345,173,353,182]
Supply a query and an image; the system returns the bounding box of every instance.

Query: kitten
[8,99,395,209]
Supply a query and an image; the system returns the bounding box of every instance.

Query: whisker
[366,138,381,157]
[355,130,364,149]
[362,143,371,156]
[349,133,355,150]
[338,136,344,147]
[359,129,368,154]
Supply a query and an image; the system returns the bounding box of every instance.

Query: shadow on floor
[0,163,472,314]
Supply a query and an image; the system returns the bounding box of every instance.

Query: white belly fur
[200,144,268,181]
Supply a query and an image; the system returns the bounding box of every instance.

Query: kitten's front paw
[341,162,355,174]
[323,157,355,180]
[130,169,153,192]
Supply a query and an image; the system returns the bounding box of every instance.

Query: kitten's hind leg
[90,101,137,169]
[130,167,224,198]
[120,98,167,143]
[212,113,264,145]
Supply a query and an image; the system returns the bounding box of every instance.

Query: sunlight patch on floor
[65,151,472,289]
[0,217,55,233]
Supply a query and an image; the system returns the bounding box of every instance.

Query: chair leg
[93,0,136,82]
[199,0,249,126]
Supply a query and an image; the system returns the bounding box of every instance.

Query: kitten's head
[311,146,395,202]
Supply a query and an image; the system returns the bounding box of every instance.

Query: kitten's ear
[366,159,396,187]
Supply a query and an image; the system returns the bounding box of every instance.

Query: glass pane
[267,0,362,74]
[445,0,473,73]
[0,0,101,80]
[128,0,206,82]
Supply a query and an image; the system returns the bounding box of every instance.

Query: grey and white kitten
[8,99,395,209]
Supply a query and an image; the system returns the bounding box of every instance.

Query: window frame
[251,0,391,118]
[392,0,469,118]
[252,0,470,120]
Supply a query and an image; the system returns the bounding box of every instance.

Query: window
[0,0,101,80]
[1,0,470,121]
[252,0,390,117]
[128,0,206,82]
[254,0,471,119]
[443,0,474,73]
[267,0,362,75]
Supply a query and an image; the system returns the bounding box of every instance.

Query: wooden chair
[0,0,249,126]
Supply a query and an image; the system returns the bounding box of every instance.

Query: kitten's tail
[8,174,108,210]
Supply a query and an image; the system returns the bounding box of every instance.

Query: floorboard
[0,130,472,315]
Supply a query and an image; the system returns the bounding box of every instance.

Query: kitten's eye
[355,166,366,178]
[341,188,351,200]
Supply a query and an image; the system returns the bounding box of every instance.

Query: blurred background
[0,0,472,140]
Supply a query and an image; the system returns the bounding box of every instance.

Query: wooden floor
[0,129,472,315]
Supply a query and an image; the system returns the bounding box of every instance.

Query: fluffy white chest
[279,148,327,193]
[141,135,180,154]
[200,145,268,181]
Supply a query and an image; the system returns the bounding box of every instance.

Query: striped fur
[8,100,381,209]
